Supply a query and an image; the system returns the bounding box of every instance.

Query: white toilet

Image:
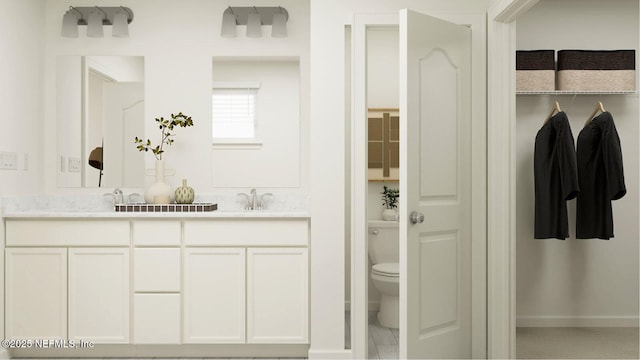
[368,220,399,329]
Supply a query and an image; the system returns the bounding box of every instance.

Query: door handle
[410,211,425,224]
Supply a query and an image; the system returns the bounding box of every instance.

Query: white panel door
[399,9,472,359]
[68,248,130,343]
[183,247,245,343]
[5,248,67,339]
[102,82,144,188]
[247,248,308,343]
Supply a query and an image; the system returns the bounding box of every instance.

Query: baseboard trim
[516,316,639,327]
[308,349,353,359]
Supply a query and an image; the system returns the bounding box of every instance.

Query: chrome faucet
[104,188,124,205]
[238,189,273,210]
[250,188,258,210]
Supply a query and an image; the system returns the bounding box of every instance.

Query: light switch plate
[0,151,18,170]
[68,157,81,173]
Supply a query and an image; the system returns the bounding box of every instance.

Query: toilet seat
[372,262,399,277]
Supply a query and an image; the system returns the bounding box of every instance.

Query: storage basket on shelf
[557,50,636,91]
[516,50,555,91]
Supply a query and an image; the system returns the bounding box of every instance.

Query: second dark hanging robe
[576,112,626,240]
[534,111,580,239]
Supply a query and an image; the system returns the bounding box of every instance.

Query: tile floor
[345,310,399,359]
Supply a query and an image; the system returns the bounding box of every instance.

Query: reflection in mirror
[57,56,144,188]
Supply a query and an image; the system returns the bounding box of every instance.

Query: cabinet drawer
[133,221,181,246]
[184,220,308,246]
[134,248,181,292]
[134,294,181,344]
[6,220,129,246]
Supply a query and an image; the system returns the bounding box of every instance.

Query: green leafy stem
[134,112,194,160]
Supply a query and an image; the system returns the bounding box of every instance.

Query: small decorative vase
[175,179,195,204]
[144,159,173,204]
[382,208,397,221]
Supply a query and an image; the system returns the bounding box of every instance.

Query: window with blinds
[212,83,259,140]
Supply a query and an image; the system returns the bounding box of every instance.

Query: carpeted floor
[517,327,639,359]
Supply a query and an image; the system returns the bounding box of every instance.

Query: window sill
[212,139,263,150]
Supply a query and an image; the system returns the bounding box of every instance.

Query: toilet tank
[367,220,399,264]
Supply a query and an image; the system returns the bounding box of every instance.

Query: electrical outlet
[68,157,81,173]
[0,152,18,170]
[23,153,28,171]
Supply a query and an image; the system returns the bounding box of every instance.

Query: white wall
[0,0,45,194]
[310,0,490,355]
[56,56,82,188]
[516,0,639,326]
[367,29,399,109]
[43,0,309,194]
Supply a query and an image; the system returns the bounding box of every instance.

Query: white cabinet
[184,247,246,343]
[4,218,310,349]
[132,222,182,344]
[68,248,130,343]
[247,248,309,343]
[5,248,67,340]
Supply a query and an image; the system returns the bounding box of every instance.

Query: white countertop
[2,193,310,219]
[2,210,310,219]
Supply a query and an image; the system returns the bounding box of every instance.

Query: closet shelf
[517,90,638,95]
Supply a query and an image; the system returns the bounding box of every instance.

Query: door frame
[486,0,540,358]
[350,11,486,359]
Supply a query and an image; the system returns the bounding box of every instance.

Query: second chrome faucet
[238,189,272,210]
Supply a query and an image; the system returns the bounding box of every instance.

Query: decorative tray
[115,202,217,213]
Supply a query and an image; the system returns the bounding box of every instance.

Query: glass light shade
[87,12,104,37]
[61,11,79,38]
[221,12,237,37]
[112,12,129,37]
[271,13,287,38]
[246,13,262,38]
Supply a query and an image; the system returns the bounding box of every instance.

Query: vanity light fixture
[246,7,262,38]
[61,6,134,38]
[87,7,106,37]
[220,6,289,38]
[61,7,82,38]
[112,7,132,37]
[221,7,237,37]
[271,7,287,38]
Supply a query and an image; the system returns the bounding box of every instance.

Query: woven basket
[557,50,636,91]
[516,50,555,91]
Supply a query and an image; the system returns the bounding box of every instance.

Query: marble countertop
[2,210,310,219]
[2,193,310,219]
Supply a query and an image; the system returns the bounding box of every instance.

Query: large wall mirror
[57,56,145,188]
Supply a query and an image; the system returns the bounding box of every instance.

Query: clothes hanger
[585,101,606,125]
[544,101,561,124]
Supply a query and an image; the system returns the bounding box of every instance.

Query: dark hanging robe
[534,111,580,239]
[576,112,626,240]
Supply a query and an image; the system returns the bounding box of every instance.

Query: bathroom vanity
[2,206,309,358]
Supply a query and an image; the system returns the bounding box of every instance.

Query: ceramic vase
[382,208,397,221]
[175,179,195,204]
[144,159,173,204]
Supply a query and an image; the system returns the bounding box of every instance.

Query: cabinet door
[68,248,130,343]
[5,248,67,339]
[247,248,308,343]
[183,248,245,343]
